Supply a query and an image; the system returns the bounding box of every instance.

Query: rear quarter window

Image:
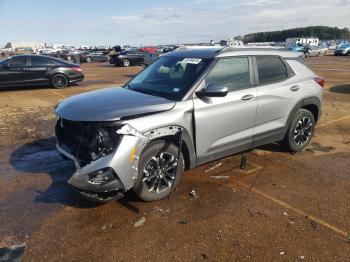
[31,57,56,66]
[256,56,289,85]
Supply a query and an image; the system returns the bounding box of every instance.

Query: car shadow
[0,85,49,92]
[100,64,117,67]
[9,137,99,208]
[256,142,290,153]
[329,84,350,94]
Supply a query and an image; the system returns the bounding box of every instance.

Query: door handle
[290,85,300,91]
[241,94,255,101]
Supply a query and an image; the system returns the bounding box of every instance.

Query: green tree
[242,26,350,43]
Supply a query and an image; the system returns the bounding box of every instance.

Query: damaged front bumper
[56,123,148,202]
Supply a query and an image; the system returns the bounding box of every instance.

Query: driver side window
[205,57,250,92]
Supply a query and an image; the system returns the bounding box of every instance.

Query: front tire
[122,59,130,67]
[133,141,184,201]
[282,109,315,152]
[51,74,69,89]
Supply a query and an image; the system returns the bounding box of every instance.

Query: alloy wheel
[142,152,178,193]
[293,116,313,146]
[53,76,67,88]
[123,59,130,67]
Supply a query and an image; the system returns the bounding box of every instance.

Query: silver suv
[55,47,324,202]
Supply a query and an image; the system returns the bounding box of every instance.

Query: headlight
[116,124,145,138]
[88,168,117,185]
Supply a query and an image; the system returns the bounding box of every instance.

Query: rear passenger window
[31,57,55,66]
[205,57,250,91]
[256,56,288,85]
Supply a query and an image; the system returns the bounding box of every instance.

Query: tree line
[241,26,350,43]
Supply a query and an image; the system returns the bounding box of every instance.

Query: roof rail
[219,46,289,53]
[174,45,223,52]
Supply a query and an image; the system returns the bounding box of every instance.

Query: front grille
[55,118,119,166]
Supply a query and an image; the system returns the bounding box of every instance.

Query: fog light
[88,168,116,185]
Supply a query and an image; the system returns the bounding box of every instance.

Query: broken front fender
[66,134,146,193]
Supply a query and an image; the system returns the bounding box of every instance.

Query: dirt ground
[0,56,349,261]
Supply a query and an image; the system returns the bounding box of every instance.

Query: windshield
[126,56,212,100]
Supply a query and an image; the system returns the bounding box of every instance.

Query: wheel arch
[283,96,321,138]
[142,126,196,170]
[302,97,321,123]
[48,68,69,79]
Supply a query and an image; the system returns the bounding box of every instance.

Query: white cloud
[243,0,282,6]
[99,0,350,44]
[1,0,349,46]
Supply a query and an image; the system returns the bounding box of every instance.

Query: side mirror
[196,83,228,98]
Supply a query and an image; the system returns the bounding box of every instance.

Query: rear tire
[282,109,315,152]
[133,140,184,201]
[51,74,69,89]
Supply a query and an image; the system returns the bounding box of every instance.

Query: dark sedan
[0,55,84,89]
[111,51,145,67]
[83,52,109,63]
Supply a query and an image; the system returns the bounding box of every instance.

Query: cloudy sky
[0,0,349,46]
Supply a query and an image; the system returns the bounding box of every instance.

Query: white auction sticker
[182,58,202,64]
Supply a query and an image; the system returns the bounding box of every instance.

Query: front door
[0,57,29,86]
[193,56,257,164]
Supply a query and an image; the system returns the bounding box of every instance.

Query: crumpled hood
[55,87,175,121]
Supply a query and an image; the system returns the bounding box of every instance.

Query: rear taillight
[314,76,325,87]
[72,67,82,73]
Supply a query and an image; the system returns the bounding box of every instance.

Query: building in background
[11,42,45,51]
[227,39,244,47]
[286,37,319,48]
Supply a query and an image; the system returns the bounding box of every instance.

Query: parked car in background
[0,55,84,88]
[318,42,328,54]
[82,52,109,63]
[113,50,145,67]
[143,45,179,66]
[328,43,337,50]
[139,46,158,53]
[59,50,78,61]
[304,46,323,57]
[334,44,350,56]
[318,46,328,55]
[54,47,324,202]
[143,52,160,66]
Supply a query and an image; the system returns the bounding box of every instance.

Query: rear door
[0,57,29,86]
[134,52,145,64]
[252,55,304,146]
[27,56,55,84]
[193,56,257,163]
